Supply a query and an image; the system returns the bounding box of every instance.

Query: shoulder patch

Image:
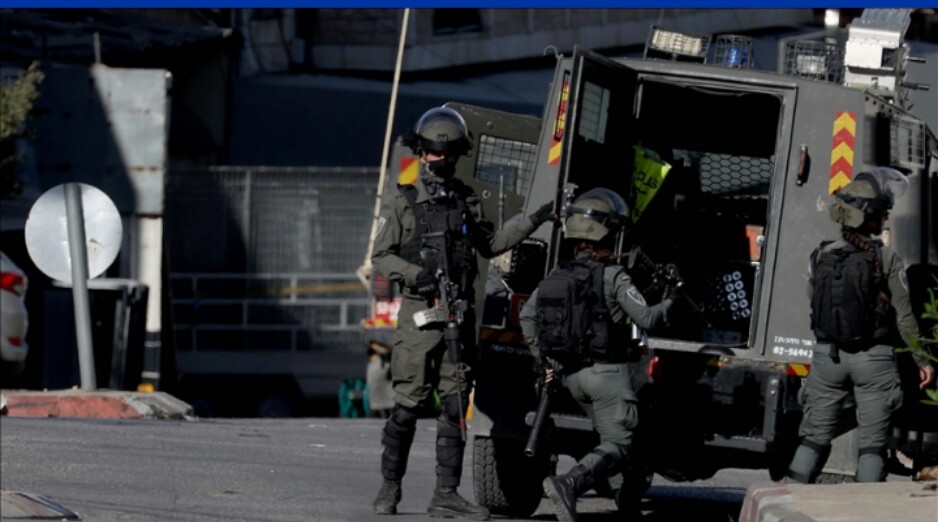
[898,267,908,291]
[626,285,646,306]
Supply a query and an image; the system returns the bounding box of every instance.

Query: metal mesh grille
[889,116,926,170]
[164,172,249,273]
[783,40,844,84]
[165,166,376,354]
[166,167,376,273]
[578,81,610,144]
[712,35,754,69]
[674,151,774,196]
[475,134,538,196]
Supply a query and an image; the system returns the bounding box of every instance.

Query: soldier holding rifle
[519,188,676,522]
[370,106,556,520]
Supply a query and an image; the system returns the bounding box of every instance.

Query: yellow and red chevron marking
[399,156,419,185]
[549,141,563,166]
[829,111,856,194]
[786,364,810,377]
[549,76,571,166]
[479,327,526,346]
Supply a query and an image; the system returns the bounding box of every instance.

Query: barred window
[474,134,537,196]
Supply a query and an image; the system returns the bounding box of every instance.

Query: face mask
[426,158,456,181]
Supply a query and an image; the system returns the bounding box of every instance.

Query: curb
[1,490,80,520]
[0,389,194,420]
[739,483,816,522]
[739,480,938,522]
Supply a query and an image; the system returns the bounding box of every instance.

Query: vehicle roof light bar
[644,25,710,63]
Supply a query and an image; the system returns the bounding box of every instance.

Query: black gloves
[530,202,556,227]
[413,269,438,297]
[663,282,683,302]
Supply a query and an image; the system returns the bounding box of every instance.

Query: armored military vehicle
[459,9,937,516]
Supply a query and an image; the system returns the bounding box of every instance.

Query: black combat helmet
[564,188,630,242]
[829,167,908,228]
[404,107,472,157]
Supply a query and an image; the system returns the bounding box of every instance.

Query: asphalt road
[1,416,769,521]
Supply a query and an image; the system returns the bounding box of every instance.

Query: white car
[1,250,29,375]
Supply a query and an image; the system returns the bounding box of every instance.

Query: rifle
[524,358,557,458]
[412,230,470,441]
[623,245,682,289]
[621,245,710,326]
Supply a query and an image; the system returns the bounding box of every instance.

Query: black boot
[427,487,490,521]
[542,464,590,522]
[373,479,402,515]
[544,448,626,522]
[427,395,488,520]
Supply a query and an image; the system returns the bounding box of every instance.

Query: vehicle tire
[472,436,547,517]
[768,416,802,481]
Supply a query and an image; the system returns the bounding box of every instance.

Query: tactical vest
[398,182,477,298]
[535,259,621,365]
[809,240,891,347]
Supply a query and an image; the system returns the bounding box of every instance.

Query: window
[474,135,537,197]
[578,82,610,144]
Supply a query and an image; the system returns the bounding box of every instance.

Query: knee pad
[381,404,420,481]
[439,393,467,427]
[591,447,627,477]
[383,404,419,447]
[786,438,831,483]
[856,446,887,483]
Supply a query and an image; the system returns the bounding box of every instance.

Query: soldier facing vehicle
[519,188,677,522]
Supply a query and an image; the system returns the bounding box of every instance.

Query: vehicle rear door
[544,47,641,266]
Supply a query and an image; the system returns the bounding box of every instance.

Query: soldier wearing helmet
[371,106,556,520]
[519,187,677,521]
[787,167,935,484]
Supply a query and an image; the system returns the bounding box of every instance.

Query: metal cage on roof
[783,39,845,84]
[712,34,755,69]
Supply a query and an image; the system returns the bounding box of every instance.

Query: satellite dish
[25,183,123,283]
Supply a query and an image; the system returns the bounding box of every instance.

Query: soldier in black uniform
[371,107,555,519]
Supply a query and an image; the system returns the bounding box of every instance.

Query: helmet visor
[565,188,629,223]
[415,107,470,155]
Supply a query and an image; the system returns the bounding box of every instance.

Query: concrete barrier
[740,481,938,522]
[0,389,193,420]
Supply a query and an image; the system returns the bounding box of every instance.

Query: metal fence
[165,166,377,354]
